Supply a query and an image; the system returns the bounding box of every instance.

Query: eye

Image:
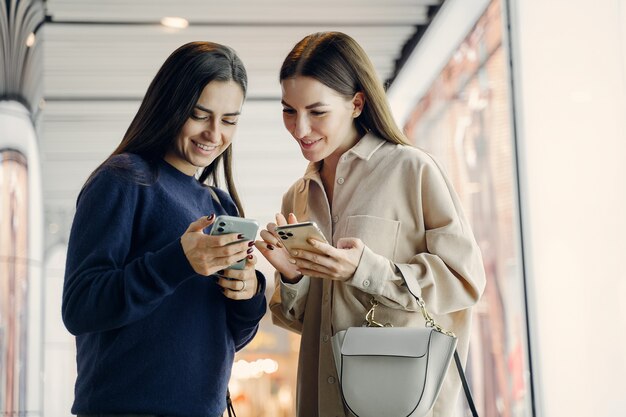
[282,108,295,115]
[222,118,238,126]
[311,111,327,116]
[190,113,208,121]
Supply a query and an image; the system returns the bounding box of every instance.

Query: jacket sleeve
[268,187,311,334]
[62,168,197,335]
[346,157,486,315]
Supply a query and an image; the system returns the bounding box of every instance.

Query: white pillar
[0,100,44,416]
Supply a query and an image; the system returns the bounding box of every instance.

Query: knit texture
[63,154,266,417]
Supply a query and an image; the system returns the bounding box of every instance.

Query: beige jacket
[270,133,486,417]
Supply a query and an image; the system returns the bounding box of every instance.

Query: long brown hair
[280,31,410,147]
[85,41,247,215]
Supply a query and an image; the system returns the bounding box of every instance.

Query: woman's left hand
[216,254,260,300]
[288,237,365,281]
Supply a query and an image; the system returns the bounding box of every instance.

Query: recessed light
[160,17,189,29]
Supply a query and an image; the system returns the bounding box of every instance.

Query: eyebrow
[194,104,241,116]
[281,100,329,109]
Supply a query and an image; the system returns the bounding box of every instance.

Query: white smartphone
[274,222,329,255]
[209,215,259,270]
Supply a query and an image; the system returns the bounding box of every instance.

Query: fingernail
[267,244,274,250]
[276,242,283,248]
[237,234,244,239]
[247,248,254,254]
[247,254,253,259]
[248,241,254,247]
[288,259,296,264]
[207,213,215,221]
[291,250,298,256]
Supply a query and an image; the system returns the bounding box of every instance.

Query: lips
[299,138,322,149]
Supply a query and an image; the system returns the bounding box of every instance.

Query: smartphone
[274,222,329,255]
[209,215,259,270]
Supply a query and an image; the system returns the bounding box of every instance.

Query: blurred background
[1,0,625,416]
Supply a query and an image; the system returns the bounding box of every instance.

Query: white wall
[509,1,626,416]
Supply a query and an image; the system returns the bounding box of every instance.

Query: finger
[259,229,281,246]
[275,213,288,227]
[245,253,258,266]
[289,250,334,270]
[287,213,299,224]
[186,213,215,233]
[336,237,362,250]
[305,238,335,256]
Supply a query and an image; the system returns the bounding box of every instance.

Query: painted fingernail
[237,234,244,239]
[276,242,283,248]
[247,248,254,254]
[247,254,253,259]
[207,213,215,221]
[267,244,274,250]
[291,250,298,256]
[248,241,254,247]
[288,258,296,264]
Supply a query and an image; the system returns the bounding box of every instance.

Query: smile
[193,140,217,152]
[300,138,322,148]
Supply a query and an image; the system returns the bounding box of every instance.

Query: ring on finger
[238,280,247,292]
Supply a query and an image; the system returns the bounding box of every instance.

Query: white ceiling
[40,0,442,248]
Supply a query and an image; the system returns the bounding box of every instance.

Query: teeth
[302,139,320,145]
[195,142,215,151]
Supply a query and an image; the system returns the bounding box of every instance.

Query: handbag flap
[340,327,436,358]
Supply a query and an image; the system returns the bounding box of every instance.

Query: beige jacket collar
[301,133,387,182]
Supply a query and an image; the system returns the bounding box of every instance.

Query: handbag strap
[455,351,479,417]
[397,266,480,417]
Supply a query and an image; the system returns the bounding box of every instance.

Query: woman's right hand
[255,213,302,282]
[181,214,253,276]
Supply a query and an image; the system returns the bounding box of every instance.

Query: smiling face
[281,76,363,164]
[164,80,244,175]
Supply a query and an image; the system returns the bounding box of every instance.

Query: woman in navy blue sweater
[62,42,267,417]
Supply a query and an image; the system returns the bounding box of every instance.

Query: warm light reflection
[25,33,35,47]
[231,358,279,380]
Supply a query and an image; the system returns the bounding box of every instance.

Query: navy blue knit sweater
[62,154,267,417]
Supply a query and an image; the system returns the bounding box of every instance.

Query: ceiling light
[160,17,189,29]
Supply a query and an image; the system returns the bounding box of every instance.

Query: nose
[202,118,220,142]
[292,115,311,139]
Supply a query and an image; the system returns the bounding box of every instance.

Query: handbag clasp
[364,298,392,327]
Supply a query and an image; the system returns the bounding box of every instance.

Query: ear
[351,92,365,118]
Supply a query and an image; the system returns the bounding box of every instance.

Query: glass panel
[0,150,29,413]
[402,1,534,415]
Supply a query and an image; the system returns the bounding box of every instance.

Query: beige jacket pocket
[345,215,400,260]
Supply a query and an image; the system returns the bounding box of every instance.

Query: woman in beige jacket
[256,31,486,417]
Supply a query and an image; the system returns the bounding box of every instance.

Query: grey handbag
[331,294,478,417]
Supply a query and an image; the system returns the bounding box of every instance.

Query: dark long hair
[86,41,248,215]
[280,32,409,147]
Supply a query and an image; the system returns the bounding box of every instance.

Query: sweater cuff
[145,238,197,290]
[228,270,267,315]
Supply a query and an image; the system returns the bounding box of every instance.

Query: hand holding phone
[274,222,329,255]
[209,215,259,270]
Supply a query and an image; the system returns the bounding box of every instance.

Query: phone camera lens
[281,236,288,240]
[219,222,226,227]
[287,233,294,237]
[278,231,285,235]
[217,227,225,233]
